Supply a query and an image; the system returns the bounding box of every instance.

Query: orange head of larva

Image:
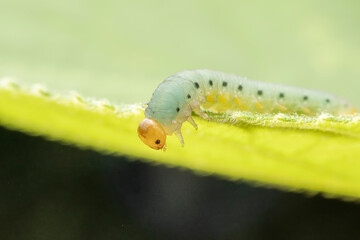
[137,118,167,150]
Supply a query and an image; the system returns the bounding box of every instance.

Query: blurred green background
[0,0,359,106]
[1,1,360,239]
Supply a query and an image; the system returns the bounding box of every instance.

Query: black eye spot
[176,107,180,112]
[187,94,191,99]
[238,85,243,91]
[194,82,199,88]
[155,139,160,144]
[209,80,213,86]
[257,90,263,96]
[222,81,228,87]
[303,96,308,101]
[326,99,330,103]
[279,93,284,98]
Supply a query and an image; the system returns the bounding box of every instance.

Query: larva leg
[187,116,198,130]
[174,130,185,147]
[193,107,209,121]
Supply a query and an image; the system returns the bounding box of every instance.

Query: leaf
[1,81,360,201]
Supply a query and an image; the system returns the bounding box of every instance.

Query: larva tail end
[137,118,167,150]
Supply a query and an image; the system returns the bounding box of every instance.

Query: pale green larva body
[144,69,357,146]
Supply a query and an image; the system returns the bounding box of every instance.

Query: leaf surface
[1,83,360,200]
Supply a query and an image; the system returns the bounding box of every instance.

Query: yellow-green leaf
[1,82,360,201]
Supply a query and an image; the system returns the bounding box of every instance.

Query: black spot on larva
[194,82,200,88]
[326,99,330,103]
[303,96,308,101]
[209,80,213,86]
[257,90,263,96]
[279,93,284,98]
[187,94,191,99]
[155,139,160,144]
[176,107,180,112]
[238,85,243,91]
[222,81,228,87]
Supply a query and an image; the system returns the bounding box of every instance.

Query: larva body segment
[140,70,357,149]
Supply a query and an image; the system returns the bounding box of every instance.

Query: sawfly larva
[138,70,357,150]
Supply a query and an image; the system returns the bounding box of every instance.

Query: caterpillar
[137,69,357,150]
